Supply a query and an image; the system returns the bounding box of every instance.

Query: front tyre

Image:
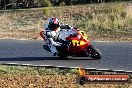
[87,45,102,59]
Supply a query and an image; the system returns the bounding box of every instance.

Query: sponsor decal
[76,67,131,85]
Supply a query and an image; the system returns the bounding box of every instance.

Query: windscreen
[57,29,77,41]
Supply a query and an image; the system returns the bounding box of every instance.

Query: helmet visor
[53,23,60,29]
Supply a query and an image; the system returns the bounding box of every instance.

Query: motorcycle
[40,28,102,59]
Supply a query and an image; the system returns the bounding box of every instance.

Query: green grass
[0,64,130,75]
[0,65,77,75]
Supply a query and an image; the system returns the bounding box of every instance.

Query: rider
[44,18,71,56]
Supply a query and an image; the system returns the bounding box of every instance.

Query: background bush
[0,0,131,9]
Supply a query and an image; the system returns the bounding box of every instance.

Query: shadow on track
[0,57,58,61]
[0,57,95,61]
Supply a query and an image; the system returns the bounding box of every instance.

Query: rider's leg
[45,38,58,56]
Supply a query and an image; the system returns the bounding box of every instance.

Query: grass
[0,65,77,75]
[0,65,131,88]
[0,2,132,41]
[0,2,131,41]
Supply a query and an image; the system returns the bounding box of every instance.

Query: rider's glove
[46,31,52,38]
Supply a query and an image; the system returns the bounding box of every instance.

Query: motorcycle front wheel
[87,45,102,59]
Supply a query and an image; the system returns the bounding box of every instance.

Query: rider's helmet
[48,18,60,31]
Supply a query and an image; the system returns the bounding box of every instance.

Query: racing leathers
[44,24,72,56]
[44,24,62,56]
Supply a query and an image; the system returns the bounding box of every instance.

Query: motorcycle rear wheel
[56,46,68,59]
[58,53,68,59]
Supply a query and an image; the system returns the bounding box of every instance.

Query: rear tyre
[58,52,68,59]
[56,46,68,59]
[87,45,102,59]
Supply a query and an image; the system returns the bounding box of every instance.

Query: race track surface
[0,40,132,71]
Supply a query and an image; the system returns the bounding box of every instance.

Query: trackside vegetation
[0,2,131,41]
[0,65,131,87]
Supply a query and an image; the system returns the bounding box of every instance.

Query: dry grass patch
[0,65,131,88]
[0,73,131,88]
[0,2,131,41]
[0,30,39,40]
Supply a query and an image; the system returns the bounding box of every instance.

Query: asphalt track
[0,40,132,71]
